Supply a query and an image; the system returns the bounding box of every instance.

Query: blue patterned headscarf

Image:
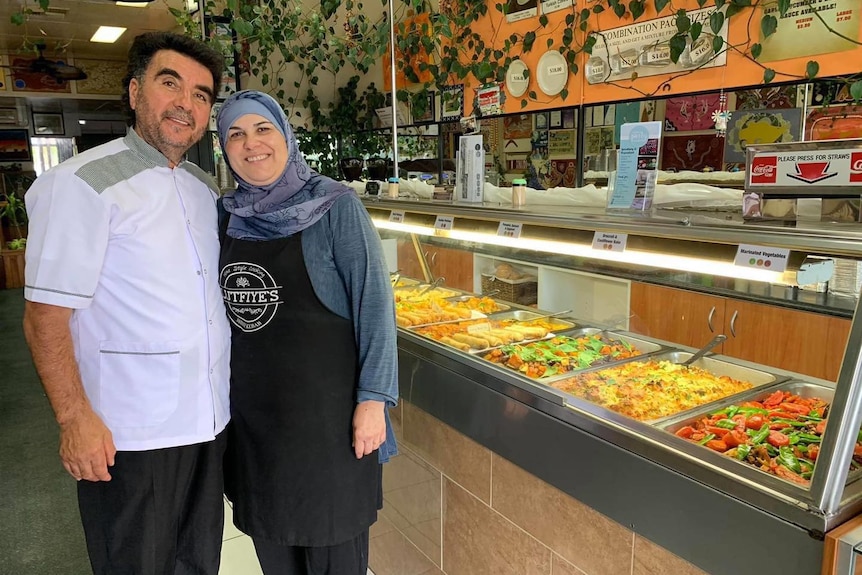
[216,90,351,240]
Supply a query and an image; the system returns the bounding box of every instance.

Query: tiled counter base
[369,400,706,575]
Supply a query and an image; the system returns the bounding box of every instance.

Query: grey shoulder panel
[73,149,155,195]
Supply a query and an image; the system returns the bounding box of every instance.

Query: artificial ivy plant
[391,0,862,112]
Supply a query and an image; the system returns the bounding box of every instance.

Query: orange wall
[458,0,862,113]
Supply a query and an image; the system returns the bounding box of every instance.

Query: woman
[216,90,398,575]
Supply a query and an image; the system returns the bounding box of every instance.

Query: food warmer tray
[531,328,669,383]
[445,295,511,313]
[486,309,579,330]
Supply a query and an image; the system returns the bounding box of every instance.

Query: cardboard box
[457,134,485,203]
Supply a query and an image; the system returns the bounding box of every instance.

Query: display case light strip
[373,217,786,284]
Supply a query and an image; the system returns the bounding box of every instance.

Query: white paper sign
[734,244,790,273]
[434,215,454,230]
[541,0,573,15]
[389,210,405,223]
[497,222,523,238]
[592,232,628,252]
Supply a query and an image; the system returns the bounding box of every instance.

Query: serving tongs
[680,334,727,366]
[513,309,573,325]
[412,277,446,298]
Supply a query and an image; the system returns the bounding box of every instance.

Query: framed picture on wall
[204,16,241,100]
[440,85,464,121]
[413,91,435,123]
[0,129,31,161]
[33,112,65,135]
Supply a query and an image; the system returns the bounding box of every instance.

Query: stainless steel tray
[547,351,784,424]
[656,380,849,487]
[445,295,511,313]
[487,309,578,330]
[478,328,667,382]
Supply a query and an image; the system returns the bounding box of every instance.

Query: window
[31,137,77,176]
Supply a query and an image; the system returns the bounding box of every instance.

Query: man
[22,32,231,575]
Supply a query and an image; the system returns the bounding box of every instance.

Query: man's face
[128,49,215,165]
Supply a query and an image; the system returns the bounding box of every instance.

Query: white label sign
[389,210,405,223]
[497,222,523,238]
[748,149,862,188]
[434,215,454,230]
[592,232,628,252]
[541,0,573,15]
[734,244,790,273]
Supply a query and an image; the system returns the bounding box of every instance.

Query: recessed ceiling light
[78,120,87,125]
[115,1,150,6]
[90,26,127,43]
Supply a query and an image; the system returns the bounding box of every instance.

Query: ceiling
[0,0,184,61]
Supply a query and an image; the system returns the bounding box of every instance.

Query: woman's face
[224,113,289,186]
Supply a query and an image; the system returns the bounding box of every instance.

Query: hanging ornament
[712,90,731,138]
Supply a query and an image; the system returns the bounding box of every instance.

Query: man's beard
[134,96,203,163]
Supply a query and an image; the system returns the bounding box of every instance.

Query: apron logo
[219,262,283,333]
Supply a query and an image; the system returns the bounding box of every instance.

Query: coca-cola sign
[851,152,862,183]
[748,146,862,188]
[750,156,777,184]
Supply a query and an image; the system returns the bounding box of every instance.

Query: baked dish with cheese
[551,360,754,421]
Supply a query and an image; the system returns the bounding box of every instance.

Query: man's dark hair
[122,31,225,126]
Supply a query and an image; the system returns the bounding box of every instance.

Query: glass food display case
[364,195,862,575]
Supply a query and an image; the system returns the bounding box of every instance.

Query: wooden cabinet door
[430,245,474,292]
[722,300,832,379]
[629,283,725,348]
[396,239,427,282]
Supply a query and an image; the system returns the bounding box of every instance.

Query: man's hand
[22,300,116,482]
[352,400,386,459]
[59,408,116,482]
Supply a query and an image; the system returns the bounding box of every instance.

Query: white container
[387,177,399,198]
[512,178,527,208]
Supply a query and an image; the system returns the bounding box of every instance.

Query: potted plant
[1,191,27,250]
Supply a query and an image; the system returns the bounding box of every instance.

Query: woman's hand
[353,400,386,459]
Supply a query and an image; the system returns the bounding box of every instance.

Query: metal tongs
[681,334,727,366]
[414,277,446,298]
[516,309,572,324]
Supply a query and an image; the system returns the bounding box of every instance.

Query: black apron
[219,227,380,547]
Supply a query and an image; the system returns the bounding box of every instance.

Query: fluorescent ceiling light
[90,26,127,43]
[115,1,151,6]
[371,218,787,284]
[78,120,86,125]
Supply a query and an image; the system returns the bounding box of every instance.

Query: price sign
[734,244,790,273]
[592,232,627,252]
[434,215,454,230]
[389,210,405,223]
[497,222,523,238]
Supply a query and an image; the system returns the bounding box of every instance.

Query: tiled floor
[218,498,374,575]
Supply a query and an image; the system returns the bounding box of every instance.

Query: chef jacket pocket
[99,341,181,427]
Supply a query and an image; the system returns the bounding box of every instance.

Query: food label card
[389,210,405,223]
[592,232,627,252]
[434,215,454,230]
[497,222,523,238]
[733,244,790,272]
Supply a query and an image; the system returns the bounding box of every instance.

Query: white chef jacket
[24,129,231,451]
